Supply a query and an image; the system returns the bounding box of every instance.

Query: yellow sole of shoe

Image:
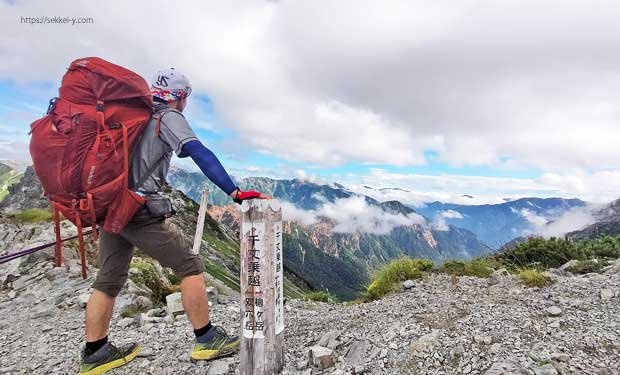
[78,345,141,375]
[191,344,239,361]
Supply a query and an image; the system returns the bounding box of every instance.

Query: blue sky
[1,0,620,205]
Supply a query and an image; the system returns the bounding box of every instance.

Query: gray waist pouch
[144,194,175,218]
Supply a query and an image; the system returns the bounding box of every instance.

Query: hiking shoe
[191,325,240,361]
[79,342,140,375]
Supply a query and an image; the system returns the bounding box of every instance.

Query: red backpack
[29,57,153,277]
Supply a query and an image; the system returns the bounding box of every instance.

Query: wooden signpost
[239,199,284,375]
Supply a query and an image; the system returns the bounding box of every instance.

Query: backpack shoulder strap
[154,107,184,137]
[132,153,167,192]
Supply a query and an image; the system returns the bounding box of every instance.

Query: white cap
[151,67,192,102]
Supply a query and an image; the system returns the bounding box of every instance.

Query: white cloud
[2,0,620,202]
[431,216,450,232]
[280,200,318,226]
[514,206,597,238]
[537,208,596,238]
[440,210,464,219]
[281,195,426,235]
[342,168,620,205]
[515,208,549,228]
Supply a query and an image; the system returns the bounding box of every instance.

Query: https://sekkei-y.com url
[20,16,94,25]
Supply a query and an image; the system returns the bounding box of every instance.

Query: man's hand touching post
[230,187,272,204]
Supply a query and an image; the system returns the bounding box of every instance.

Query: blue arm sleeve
[180,140,238,196]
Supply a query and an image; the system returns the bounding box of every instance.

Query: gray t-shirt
[129,103,198,193]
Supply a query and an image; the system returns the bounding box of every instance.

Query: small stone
[533,363,558,375]
[296,359,308,370]
[410,331,440,356]
[206,359,229,375]
[117,317,134,328]
[318,330,341,346]
[600,288,614,301]
[379,348,388,359]
[546,306,562,316]
[489,343,501,354]
[31,305,55,319]
[138,348,155,357]
[354,365,366,374]
[166,292,184,316]
[77,293,90,308]
[309,345,335,370]
[474,335,492,345]
[552,353,570,362]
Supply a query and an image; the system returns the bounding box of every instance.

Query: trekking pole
[192,187,209,255]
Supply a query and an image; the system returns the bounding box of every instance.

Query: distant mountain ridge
[169,169,491,299]
[416,197,587,247]
[0,163,23,203]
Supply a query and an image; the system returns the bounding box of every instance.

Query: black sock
[194,321,213,338]
[85,336,108,354]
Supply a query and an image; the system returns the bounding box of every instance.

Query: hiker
[79,68,272,374]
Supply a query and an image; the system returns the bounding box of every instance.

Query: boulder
[166,292,184,316]
[308,346,335,369]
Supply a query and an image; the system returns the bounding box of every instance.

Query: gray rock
[533,363,558,375]
[318,330,341,347]
[485,360,527,375]
[546,306,563,316]
[206,359,229,375]
[116,317,134,328]
[600,288,614,301]
[410,331,440,357]
[344,340,371,367]
[309,345,335,370]
[77,293,90,308]
[30,304,55,319]
[166,292,184,316]
[552,353,570,362]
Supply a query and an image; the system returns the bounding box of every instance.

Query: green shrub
[411,258,434,272]
[580,236,620,259]
[11,208,52,223]
[364,257,430,301]
[442,259,494,278]
[566,259,605,274]
[496,237,582,269]
[519,269,553,288]
[305,291,337,303]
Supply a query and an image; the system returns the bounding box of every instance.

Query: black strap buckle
[47,97,59,115]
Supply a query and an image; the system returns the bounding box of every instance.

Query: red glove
[232,188,263,204]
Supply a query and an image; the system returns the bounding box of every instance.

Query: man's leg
[87,230,134,341]
[124,218,239,360]
[180,273,210,329]
[79,229,139,374]
[85,290,116,341]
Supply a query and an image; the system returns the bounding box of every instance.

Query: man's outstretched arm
[179,140,271,203]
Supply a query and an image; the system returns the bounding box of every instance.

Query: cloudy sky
[1,0,620,205]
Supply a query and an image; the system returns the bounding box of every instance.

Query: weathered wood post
[192,188,209,255]
[239,199,284,375]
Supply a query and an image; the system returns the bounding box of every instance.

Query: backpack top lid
[59,57,153,108]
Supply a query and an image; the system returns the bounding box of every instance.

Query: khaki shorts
[92,209,204,297]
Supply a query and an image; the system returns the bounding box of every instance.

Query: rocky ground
[0,250,619,375]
